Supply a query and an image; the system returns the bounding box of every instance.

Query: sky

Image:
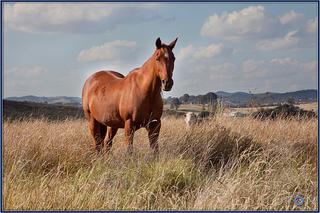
[3,2,318,98]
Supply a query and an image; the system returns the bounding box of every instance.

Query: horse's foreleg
[124,119,134,154]
[146,120,161,155]
[104,127,118,153]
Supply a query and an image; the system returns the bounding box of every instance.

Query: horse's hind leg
[88,116,106,153]
[104,127,118,153]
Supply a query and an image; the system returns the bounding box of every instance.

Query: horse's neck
[138,57,162,96]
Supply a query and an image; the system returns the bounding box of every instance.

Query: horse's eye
[156,57,160,61]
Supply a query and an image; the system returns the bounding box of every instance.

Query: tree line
[164,92,218,110]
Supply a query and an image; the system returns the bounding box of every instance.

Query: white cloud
[279,10,303,25]
[305,17,318,34]
[193,43,226,59]
[242,59,266,74]
[303,60,317,73]
[200,5,316,50]
[176,43,231,61]
[4,3,161,34]
[201,5,280,40]
[256,16,317,51]
[171,54,316,96]
[241,57,316,78]
[5,66,48,78]
[78,40,137,62]
[176,45,194,61]
[256,30,300,51]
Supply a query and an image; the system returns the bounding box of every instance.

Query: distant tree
[196,95,206,104]
[188,95,196,104]
[170,98,181,110]
[204,92,218,103]
[204,92,218,113]
[166,96,173,103]
[287,97,295,105]
[179,94,190,104]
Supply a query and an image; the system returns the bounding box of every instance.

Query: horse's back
[83,70,123,98]
[82,71,125,123]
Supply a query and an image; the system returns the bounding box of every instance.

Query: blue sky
[3,2,318,98]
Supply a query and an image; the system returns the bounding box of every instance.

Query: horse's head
[154,37,178,91]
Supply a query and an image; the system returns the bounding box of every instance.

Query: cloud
[241,57,316,78]
[193,43,227,59]
[256,30,300,51]
[5,66,48,78]
[279,10,303,25]
[176,43,232,61]
[208,62,237,81]
[305,17,318,34]
[4,3,162,34]
[256,16,317,51]
[201,5,281,40]
[242,59,267,74]
[200,5,315,46]
[4,66,49,96]
[171,54,316,96]
[78,40,137,62]
[239,57,317,92]
[176,45,194,61]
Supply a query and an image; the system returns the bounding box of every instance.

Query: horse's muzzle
[162,79,173,91]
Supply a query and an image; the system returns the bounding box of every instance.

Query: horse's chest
[133,102,159,119]
[122,96,162,125]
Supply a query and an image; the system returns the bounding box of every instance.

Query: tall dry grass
[3,115,318,210]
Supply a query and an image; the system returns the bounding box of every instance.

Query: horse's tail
[81,79,91,120]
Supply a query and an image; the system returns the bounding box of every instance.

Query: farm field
[295,102,318,112]
[164,102,318,115]
[3,114,317,210]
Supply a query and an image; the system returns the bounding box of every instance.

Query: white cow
[185,112,211,128]
[185,112,198,127]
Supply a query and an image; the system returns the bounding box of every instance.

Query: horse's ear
[168,37,178,49]
[155,37,162,49]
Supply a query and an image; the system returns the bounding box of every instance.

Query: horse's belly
[105,119,124,128]
[100,111,124,128]
[90,103,124,128]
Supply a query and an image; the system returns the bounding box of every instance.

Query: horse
[82,37,178,155]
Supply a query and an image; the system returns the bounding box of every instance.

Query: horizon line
[4,88,318,99]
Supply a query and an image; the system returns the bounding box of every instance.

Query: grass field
[3,114,318,210]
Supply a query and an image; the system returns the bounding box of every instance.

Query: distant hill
[167,89,317,107]
[5,96,82,106]
[217,89,317,106]
[3,100,84,121]
[6,89,318,109]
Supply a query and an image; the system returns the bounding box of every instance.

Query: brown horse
[82,37,178,155]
